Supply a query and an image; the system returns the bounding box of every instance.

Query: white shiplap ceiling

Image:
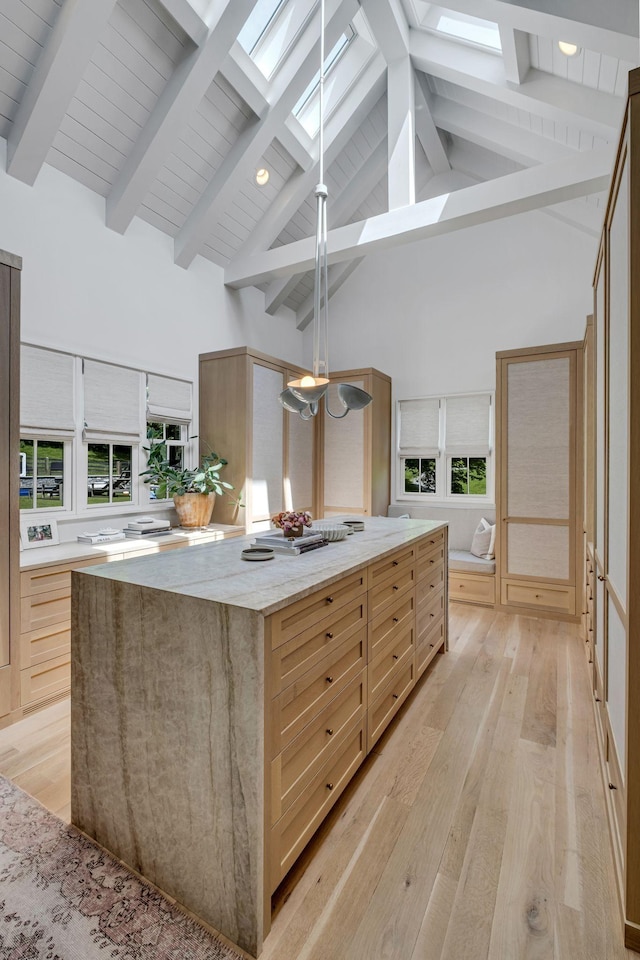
[1,0,637,327]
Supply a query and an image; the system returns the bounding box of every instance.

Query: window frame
[143,421,190,504]
[85,440,137,509]
[397,392,494,505]
[19,434,73,514]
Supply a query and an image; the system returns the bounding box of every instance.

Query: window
[398,393,493,501]
[19,438,68,510]
[421,5,501,52]
[239,0,315,79]
[145,422,188,500]
[293,27,355,119]
[87,443,133,505]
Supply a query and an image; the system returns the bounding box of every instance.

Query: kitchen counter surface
[76,516,445,616]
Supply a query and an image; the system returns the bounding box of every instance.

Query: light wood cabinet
[319,368,391,518]
[586,67,640,952]
[198,347,316,530]
[495,342,583,621]
[0,251,21,721]
[267,528,448,891]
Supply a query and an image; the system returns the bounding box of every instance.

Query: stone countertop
[20,524,244,571]
[75,516,446,616]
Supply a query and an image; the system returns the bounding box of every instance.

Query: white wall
[0,140,303,387]
[326,209,596,398]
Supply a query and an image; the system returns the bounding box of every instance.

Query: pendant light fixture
[279,0,372,421]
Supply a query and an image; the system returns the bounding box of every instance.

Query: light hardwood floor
[0,605,632,959]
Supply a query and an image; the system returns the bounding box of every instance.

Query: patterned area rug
[0,775,246,959]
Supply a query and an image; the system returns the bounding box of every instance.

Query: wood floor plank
[0,609,634,960]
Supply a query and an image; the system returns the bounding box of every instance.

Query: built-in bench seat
[387,505,496,607]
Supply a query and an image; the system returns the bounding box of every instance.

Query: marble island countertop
[75,516,446,617]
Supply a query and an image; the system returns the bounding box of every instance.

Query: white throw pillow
[470,518,496,560]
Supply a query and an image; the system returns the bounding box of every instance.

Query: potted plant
[140,443,233,528]
[271,510,313,538]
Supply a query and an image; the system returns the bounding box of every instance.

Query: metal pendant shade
[278,0,372,420]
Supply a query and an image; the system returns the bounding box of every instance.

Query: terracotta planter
[173,492,216,528]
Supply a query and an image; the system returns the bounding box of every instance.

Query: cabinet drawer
[416,563,444,608]
[368,624,414,703]
[21,564,72,597]
[20,654,70,707]
[271,717,366,889]
[417,542,446,581]
[368,591,415,662]
[416,529,445,559]
[20,623,70,668]
[20,589,71,633]
[416,617,445,678]
[369,565,415,620]
[449,573,495,606]
[368,546,415,593]
[367,659,415,751]
[271,630,366,755]
[416,587,445,640]
[271,672,366,824]
[269,571,367,650]
[271,595,367,697]
[501,579,575,614]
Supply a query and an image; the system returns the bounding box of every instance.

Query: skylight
[293,28,355,121]
[238,0,315,80]
[424,7,501,52]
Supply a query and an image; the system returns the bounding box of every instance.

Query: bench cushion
[448,549,496,575]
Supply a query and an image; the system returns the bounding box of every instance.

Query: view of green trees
[404,455,487,496]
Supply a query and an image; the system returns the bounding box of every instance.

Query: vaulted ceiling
[1,0,637,329]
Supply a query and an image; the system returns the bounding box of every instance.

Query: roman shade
[398,398,440,456]
[20,345,75,436]
[146,373,192,423]
[445,394,491,456]
[83,359,143,442]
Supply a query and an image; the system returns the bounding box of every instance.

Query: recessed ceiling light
[256,168,270,186]
[558,41,580,56]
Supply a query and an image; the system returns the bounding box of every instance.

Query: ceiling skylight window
[425,7,501,52]
[293,27,356,134]
[238,0,315,80]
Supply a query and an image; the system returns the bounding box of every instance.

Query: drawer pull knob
[430,643,434,648]
[393,617,399,623]
[393,654,398,660]
[326,728,334,736]
[326,596,334,603]
[392,560,399,566]
[326,632,334,639]
[609,782,617,790]
[393,585,399,591]
[595,697,601,703]
[430,613,435,618]
[326,676,334,684]
[598,575,606,582]
[430,559,434,564]
[392,693,399,700]
[326,782,334,790]
[535,594,541,599]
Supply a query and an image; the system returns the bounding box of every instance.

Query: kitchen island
[71,516,447,956]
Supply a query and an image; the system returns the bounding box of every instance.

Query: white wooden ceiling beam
[414,72,450,175]
[225,145,615,287]
[264,137,388,314]
[498,25,530,85]
[360,0,410,63]
[431,96,577,166]
[231,56,386,260]
[411,0,638,62]
[543,198,604,239]
[296,259,364,329]
[156,0,208,45]
[106,0,257,235]
[6,0,118,185]
[387,56,415,209]
[409,31,622,142]
[220,45,269,117]
[279,118,314,171]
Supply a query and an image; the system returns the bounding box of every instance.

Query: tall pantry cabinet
[587,66,640,951]
[0,250,21,723]
[199,347,315,531]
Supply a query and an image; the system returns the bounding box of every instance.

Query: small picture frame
[20,519,60,549]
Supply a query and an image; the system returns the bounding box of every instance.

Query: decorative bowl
[314,523,350,542]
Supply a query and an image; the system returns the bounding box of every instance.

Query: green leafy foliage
[139,442,233,498]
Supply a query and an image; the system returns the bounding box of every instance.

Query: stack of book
[77,529,126,544]
[123,518,172,539]
[254,530,328,556]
